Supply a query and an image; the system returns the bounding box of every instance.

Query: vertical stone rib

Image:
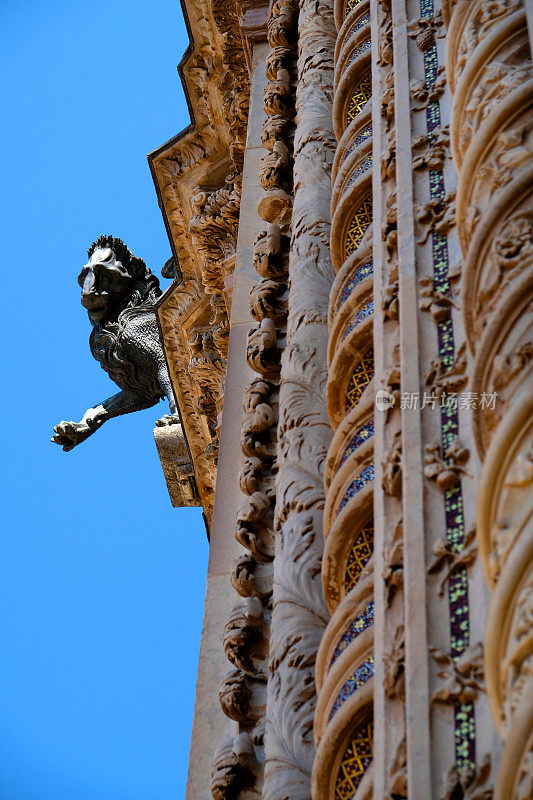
[391,0,433,795]
[263,0,337,797]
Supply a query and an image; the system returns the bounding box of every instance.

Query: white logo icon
[375,390,395,411]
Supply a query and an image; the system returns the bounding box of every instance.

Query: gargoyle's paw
[51,420,87,450]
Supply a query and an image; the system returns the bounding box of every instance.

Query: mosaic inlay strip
[420,0,475,773]
[345,198,372,259]
[345,346,374,411]
[335,718,374,800]
[329,656,375,721]
[337,262,373,310]
[344,300,374,338]
[344,158,373,195]
[345,521,374,593]
[348,39,371,66]
[339,419,374,466]
[346,12,370,42]
[343,125,373,164]
[329,602,375,670]
[337,464,374,516]
[346,72,372,125]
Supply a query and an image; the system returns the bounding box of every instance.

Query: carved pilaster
[264,0,336,795]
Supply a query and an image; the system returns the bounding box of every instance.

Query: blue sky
[1,2,209,798]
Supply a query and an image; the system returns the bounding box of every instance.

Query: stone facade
[149,0,533,798]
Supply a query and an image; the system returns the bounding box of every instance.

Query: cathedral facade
[148,0,533,798]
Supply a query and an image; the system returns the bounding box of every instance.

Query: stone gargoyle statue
[52,235,177,451]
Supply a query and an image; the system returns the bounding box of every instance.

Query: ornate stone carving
[415,192,456,245]
[383,521,404,608]
[426,343,467,399]
[419,276,460,322]
[231,554,274,601]
[439,754,492,800]
[411,67,446,111]
[412,126,450,172]
[52,236,177,451]
[382,431,402,498]
[247,318,281,374]
[219,668,264,724]
[264,0,335,795]
[384,625,405,701]
[211,732,261,800]
[428,526,478,597]
[430,642,485,705]
[408,11,444,51]
[223,597,269,680]
[424,440,471,491]
[387,737,407,799]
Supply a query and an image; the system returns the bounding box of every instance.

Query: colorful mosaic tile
[344,158,373,194]
[343,126,373,164]
[344,301,374,338]
[345,197,372,258]
[420,0,475,773]
[337,464,374,516]
[346,72,372,124]
[329,602,375,670]
[347,13,370,42]
[348,39,371,66]
[345,346,374,411]
[345,521,374,592]
[345,0,364,17]
[335,718,374,800]
[337,262,373,310]
[354,124,372,148]
[339,419,374,465]
[329,657,375,721]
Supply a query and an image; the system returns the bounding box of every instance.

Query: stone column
[184,41,270,800]
[263,0,337,796]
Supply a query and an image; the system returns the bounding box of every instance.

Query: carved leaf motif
[431,642,485,705]
[424,440,471,491]
[384,625,405,700]
[428,526,477,597]
[383,521,403,607]
[223,598,268,680]
[440,754,492,800]
[211,732,261,800]
[382,431,402,497]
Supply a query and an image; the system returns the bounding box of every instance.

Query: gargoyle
[52,236,176,451]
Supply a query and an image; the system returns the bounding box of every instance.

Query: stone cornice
[147,0,263,526]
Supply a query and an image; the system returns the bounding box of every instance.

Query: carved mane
[87,235,164,400]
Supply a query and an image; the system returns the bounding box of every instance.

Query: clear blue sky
[1,2,209,798]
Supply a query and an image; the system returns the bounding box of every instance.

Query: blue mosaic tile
[343,125,373,163]
[339,419,374,466]
[329,656,375,721]
[337,464,374,515]
[329,602,375,670]
[344,158,373,193]
[344,301,374,338]
[337,262,373,309]
[348,39,372,66]
[348,12,370,38]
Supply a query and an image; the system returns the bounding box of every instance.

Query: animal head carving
[78,235,161,325]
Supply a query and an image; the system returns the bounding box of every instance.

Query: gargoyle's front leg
[52,390,158,451]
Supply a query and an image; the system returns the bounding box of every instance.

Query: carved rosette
[446,0,533,796]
